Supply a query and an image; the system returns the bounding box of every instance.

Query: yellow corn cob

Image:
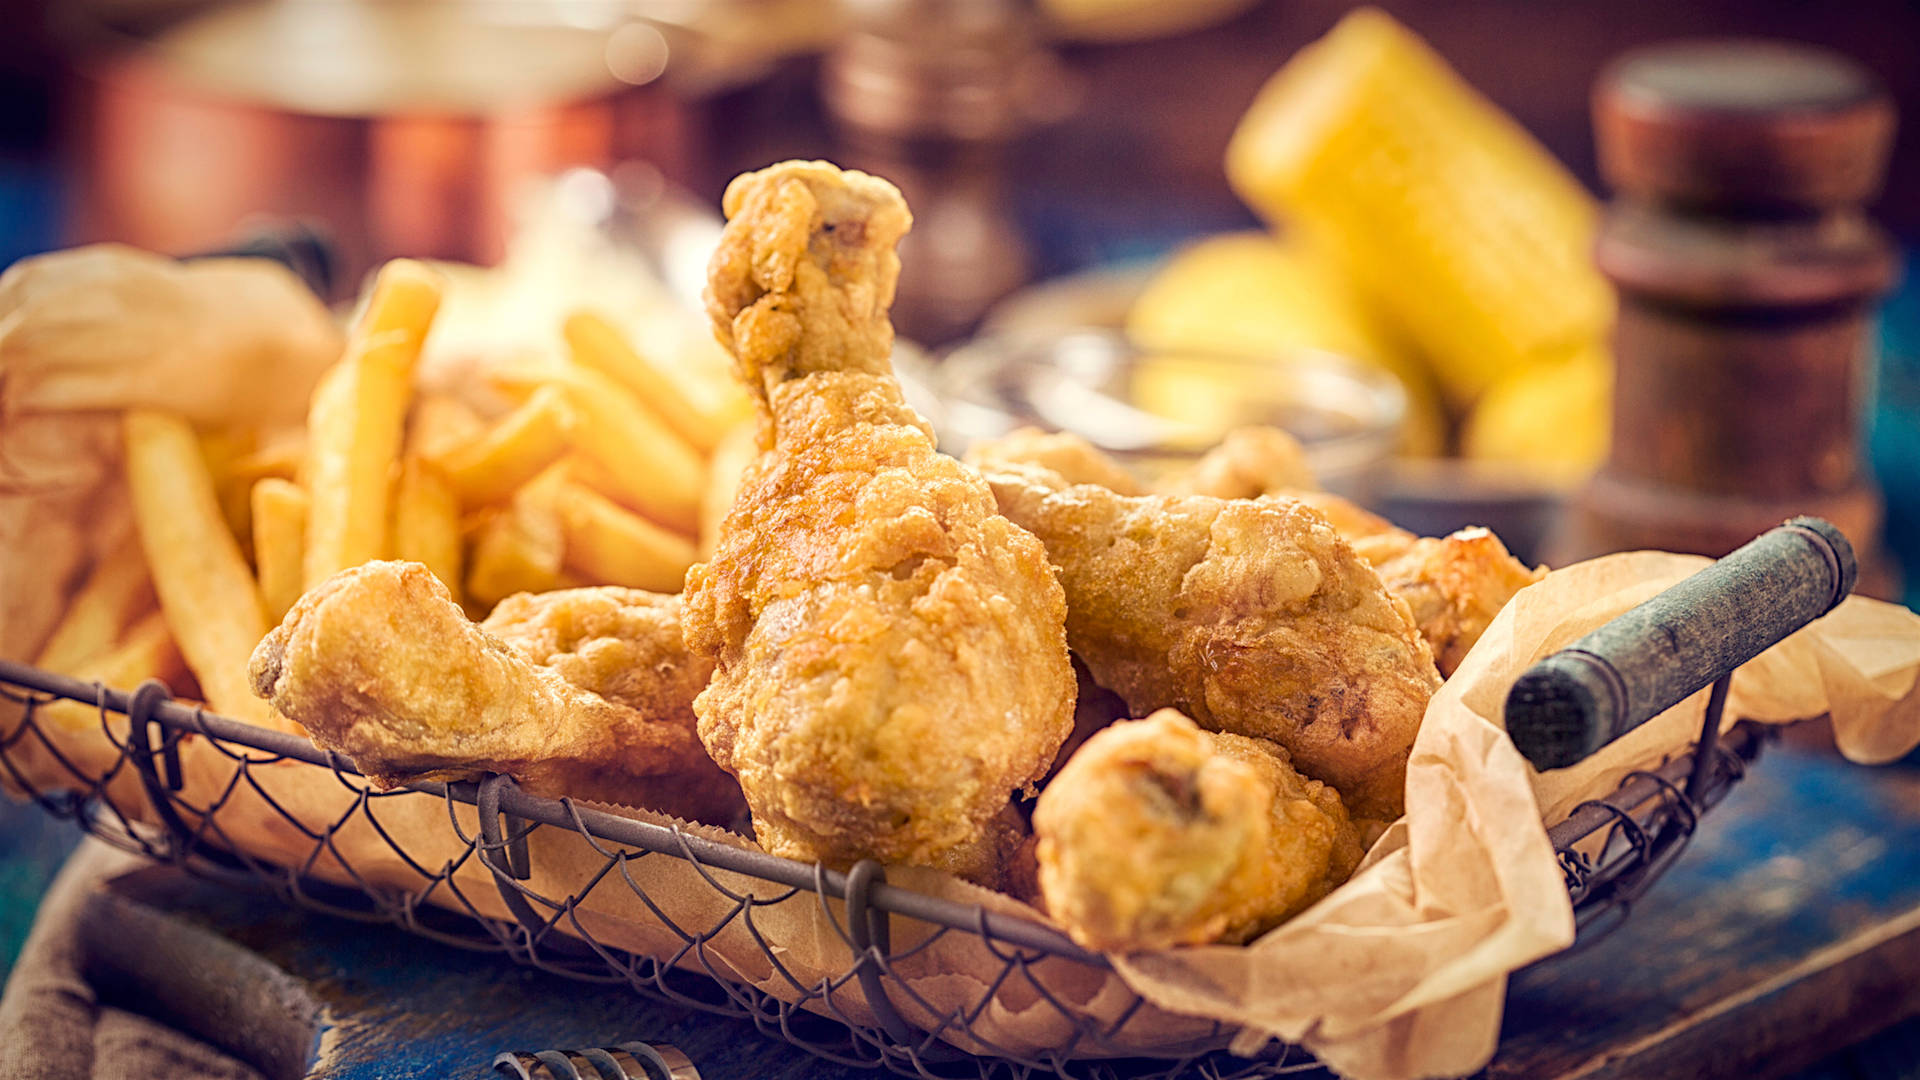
[1226,7,1612,404]
[1127,231,1446,455]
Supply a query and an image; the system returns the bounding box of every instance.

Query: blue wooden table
[6,734,1920,1079]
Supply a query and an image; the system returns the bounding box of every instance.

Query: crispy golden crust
[1034,710,1362,951]
[1370,527,1545,676]
[967,428,1145,495]
[978,426,1540,678]
[971,460,1437,818]
[1156,426,1316,499]
[248,561,742,824]
[482,587,711,721]
[686,161,1075,877]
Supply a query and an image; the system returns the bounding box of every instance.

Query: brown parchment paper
[7,246,1920,1079]
[1200,551,1920,1079]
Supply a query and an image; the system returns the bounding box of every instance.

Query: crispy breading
[685,161,1075,876]
[249,561,742,824]
[1370,527,1546,676]
[968,457,1437,818]
[1155,425,1315,499]
[969,427,1145,494]
[1034,710,1363,951]
[975,425,1542,677]
[481,587,712,721]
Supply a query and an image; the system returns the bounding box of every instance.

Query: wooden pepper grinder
[1562,40,1900,589]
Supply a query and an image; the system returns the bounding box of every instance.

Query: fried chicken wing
[1155,425,1315,499]
[1034,710,1362,951]
[968,457,1437,818]
[972,427,1145,494]
[249,561,742,824]
[1370,527,1546,675]
[973,426,1543,677]
[686,161,1075,876]
[482,587,712,719]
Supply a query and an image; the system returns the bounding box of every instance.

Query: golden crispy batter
[967,457,1437,818]
[1156,425,1315,499]
[978,425,1540,677]
[1034,710,1362,951]
[482,587,711,720]
[1288,491,1413,558]
[967,427,1145,494]
[1370,527,1545,676]
[686,161,1075,876]
[249,561,742,824]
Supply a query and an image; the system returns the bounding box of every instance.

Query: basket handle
[1504,516,1856,769]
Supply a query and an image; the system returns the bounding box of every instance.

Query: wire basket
[0,654,1764,1080]
[2,509,1858,1080]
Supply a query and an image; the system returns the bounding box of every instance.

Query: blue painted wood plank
[1492,742,1920,1078]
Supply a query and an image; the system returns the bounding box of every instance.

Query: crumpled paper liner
[0,246,341,664]
[7,243,1920,1079]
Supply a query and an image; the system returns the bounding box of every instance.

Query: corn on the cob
[1226,7,1612,404]
[1127,231,1446,455]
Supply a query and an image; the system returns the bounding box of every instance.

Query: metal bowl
[921,326,1405,502]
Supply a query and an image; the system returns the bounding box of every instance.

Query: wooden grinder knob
[1563,40,1900,573]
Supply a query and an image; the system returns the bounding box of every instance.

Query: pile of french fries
[31,258,755,736]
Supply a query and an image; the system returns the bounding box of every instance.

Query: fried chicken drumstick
[686,161,1075,877]
[967,452,1438,819]
[1034,710,1362,951]
[249,561,742,824]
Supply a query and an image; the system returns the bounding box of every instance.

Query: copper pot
[60,0,706,295]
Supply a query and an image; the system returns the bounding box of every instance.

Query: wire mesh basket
[0,519,1850,1079]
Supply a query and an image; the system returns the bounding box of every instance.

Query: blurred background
[1,0,1917,604]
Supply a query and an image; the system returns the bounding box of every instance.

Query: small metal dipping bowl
[917,328,1406,503]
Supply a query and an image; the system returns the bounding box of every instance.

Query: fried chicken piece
[686,161,1075,876]
[249,561,742,824]
[968,457,1437,818]
[1370,527,1546,676]
[482,587,712,719]
[970,427,1145,494]
[1289,491,1412,559]
[1155,425,1315,499]
[1034,710,1363,951]
[977,426,1542,677]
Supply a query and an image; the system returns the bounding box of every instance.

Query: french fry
[391,455,464,602]
[551,482,697,593]
[230,427,308,486]
[464,492,565,612]
[699,421,761,560]
[251,478,309,624]
[38,612,181,734]
[31,611,187,814]
[564,310,731,452]
[408,393,484,458]
[435,385,576,506]
[552,365,705,532]
[122,409,275,727]
[34,535,156,673]
[200,427,259,550]
[295,362,348,489]
[303,259,444,587]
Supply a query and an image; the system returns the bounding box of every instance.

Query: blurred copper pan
[57,0,715,295]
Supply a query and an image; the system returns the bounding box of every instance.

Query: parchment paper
[5,244,1920,1079]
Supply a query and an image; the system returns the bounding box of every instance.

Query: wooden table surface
[4,737,1920,1079]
